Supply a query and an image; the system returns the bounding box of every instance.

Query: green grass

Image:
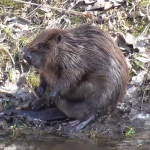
[3,98,10,108]
[125,126,135,137]
[140,0,149,5]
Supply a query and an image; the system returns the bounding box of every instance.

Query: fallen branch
[12,0,92,18]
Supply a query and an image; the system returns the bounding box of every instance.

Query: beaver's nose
[23,51,32,62]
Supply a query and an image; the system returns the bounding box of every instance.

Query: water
[1,131,150,150]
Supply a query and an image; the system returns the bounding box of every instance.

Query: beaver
[23,25,128,132]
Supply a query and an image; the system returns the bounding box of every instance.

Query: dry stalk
[12,0,92,18]
[0,44,15,66]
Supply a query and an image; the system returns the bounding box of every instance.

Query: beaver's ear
[55,34,63,44]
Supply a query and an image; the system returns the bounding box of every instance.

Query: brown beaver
[23,25,128,132]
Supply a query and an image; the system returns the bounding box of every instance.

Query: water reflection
[1,131,150,150]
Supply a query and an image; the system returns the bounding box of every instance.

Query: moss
[0,0,23,9]
[140,0,149,6]
[20,36,31,47]
[3,28,9,34]
[128,0,149,5]
[86,130,99,140]
[71,16,86,25]
[128,70,133,80]
[26,71,40,89]
[44,88,51,97]
[130,54,144,71]
[0,0,15,6]
[125,17,148,36]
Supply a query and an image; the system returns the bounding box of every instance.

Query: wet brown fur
[24,25,128,121]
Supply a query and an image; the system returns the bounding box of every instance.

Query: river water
[1,131,150,150]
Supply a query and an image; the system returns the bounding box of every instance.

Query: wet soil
[0,83,149,138]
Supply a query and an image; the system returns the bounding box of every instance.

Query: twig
[141,23,150,36]
[0,44,15,66]
[147,3,150,21]
[12,0,91,17]
[27,3,42,18]
[27,82,40,100]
